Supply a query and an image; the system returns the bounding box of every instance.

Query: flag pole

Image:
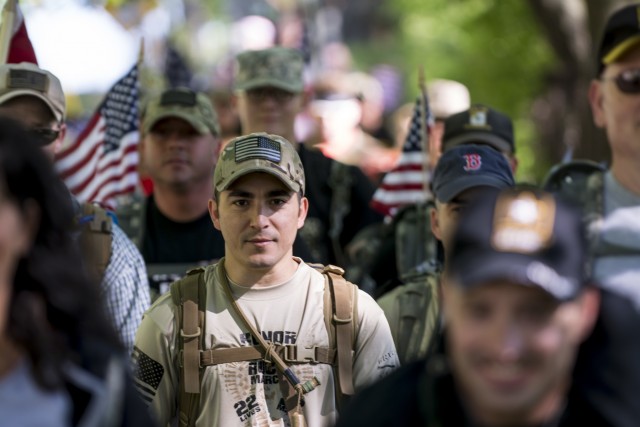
[0,0,16,65]
[418,65,430,199]
[138,37,144,67]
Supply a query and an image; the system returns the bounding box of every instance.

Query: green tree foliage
[351,0,556,182]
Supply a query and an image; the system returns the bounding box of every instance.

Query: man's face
[0,96,64,161]
[431,187,490,252]
[235,86,304,139]
[141,117,219,190]
[590,44,640,160]
[443,279,596,425]
[209,172,308,273]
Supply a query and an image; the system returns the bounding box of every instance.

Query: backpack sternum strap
[322,264,356,397]
[199,345,335,366]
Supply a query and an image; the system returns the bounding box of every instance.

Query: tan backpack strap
[78,203,112,281]
[170,268,206,427]
[322,264,356,397]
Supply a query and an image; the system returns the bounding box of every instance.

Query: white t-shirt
[134,259,399,427]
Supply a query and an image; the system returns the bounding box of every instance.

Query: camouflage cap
[214,132,305,195]
[0,62,66,123]
[142,88,220,136]
[234,47,304,93]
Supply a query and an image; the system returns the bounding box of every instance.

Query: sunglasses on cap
[30,127,60,146]
[601,68,640,94]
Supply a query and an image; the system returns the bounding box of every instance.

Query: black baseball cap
[597,3,640,75]
[442,104,515,154]
[432,144,515,203]
[448,187,587,301]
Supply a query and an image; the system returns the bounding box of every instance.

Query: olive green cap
[234,47,304,93]
[214,132,305,195]
[0,62,66,123]
[142,88,220,136]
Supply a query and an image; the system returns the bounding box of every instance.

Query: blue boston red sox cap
[449,187,587,301]
[431,144,515,203]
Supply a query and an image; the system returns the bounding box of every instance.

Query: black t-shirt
[142,195,225,265]
[298,144,383,265]
[336,353,611,427]
[573,289,640,427]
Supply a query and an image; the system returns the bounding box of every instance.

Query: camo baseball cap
[0,62,65,123]
[234,47,304,93]
[214,132,305,194]
[142,88,220,136]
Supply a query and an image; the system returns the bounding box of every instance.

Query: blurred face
[0,96,65,161]
[442,280,597,425]
[310,98,362,149]
[431,187,489,252]
[141,117,219,191]
[209,173,308,277]
[590,44,640,161]
[235,86,304,139]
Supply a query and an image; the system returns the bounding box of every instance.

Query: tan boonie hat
[142,88,220,136]
[214,132,305,195]
[0,62,66,123]
[427,79,471,120]
[234,47,304,93]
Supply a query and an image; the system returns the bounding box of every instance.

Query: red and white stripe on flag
[370,96,431,217]
[6,0,37,64]
[55,64,140,210]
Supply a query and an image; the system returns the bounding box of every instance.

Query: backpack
[376,270,441,365]
[77,202,113,282]
[170,263,359,427]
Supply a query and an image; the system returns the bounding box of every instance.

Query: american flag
[2,0,37,64]
[235,136,282,163]
[370,95,432,217]
[164,40,193,89]
[55,64,140,209]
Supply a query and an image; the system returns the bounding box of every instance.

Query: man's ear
[588,79,606,128]
[430,205,442,241]
[576,286,601,342]
[51,122,67,155]
[209,198,221,231]
[297,196,309,229]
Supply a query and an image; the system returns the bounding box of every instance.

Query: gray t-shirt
[592,171,640,307]
[0,359,72,427]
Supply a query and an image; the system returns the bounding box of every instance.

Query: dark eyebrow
[226,189,293,198]
[227,189,253,198]
[268,189,293,198]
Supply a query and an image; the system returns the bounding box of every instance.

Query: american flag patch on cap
[235,136,282,163]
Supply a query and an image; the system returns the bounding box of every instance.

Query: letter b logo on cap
[463,154,482,171]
